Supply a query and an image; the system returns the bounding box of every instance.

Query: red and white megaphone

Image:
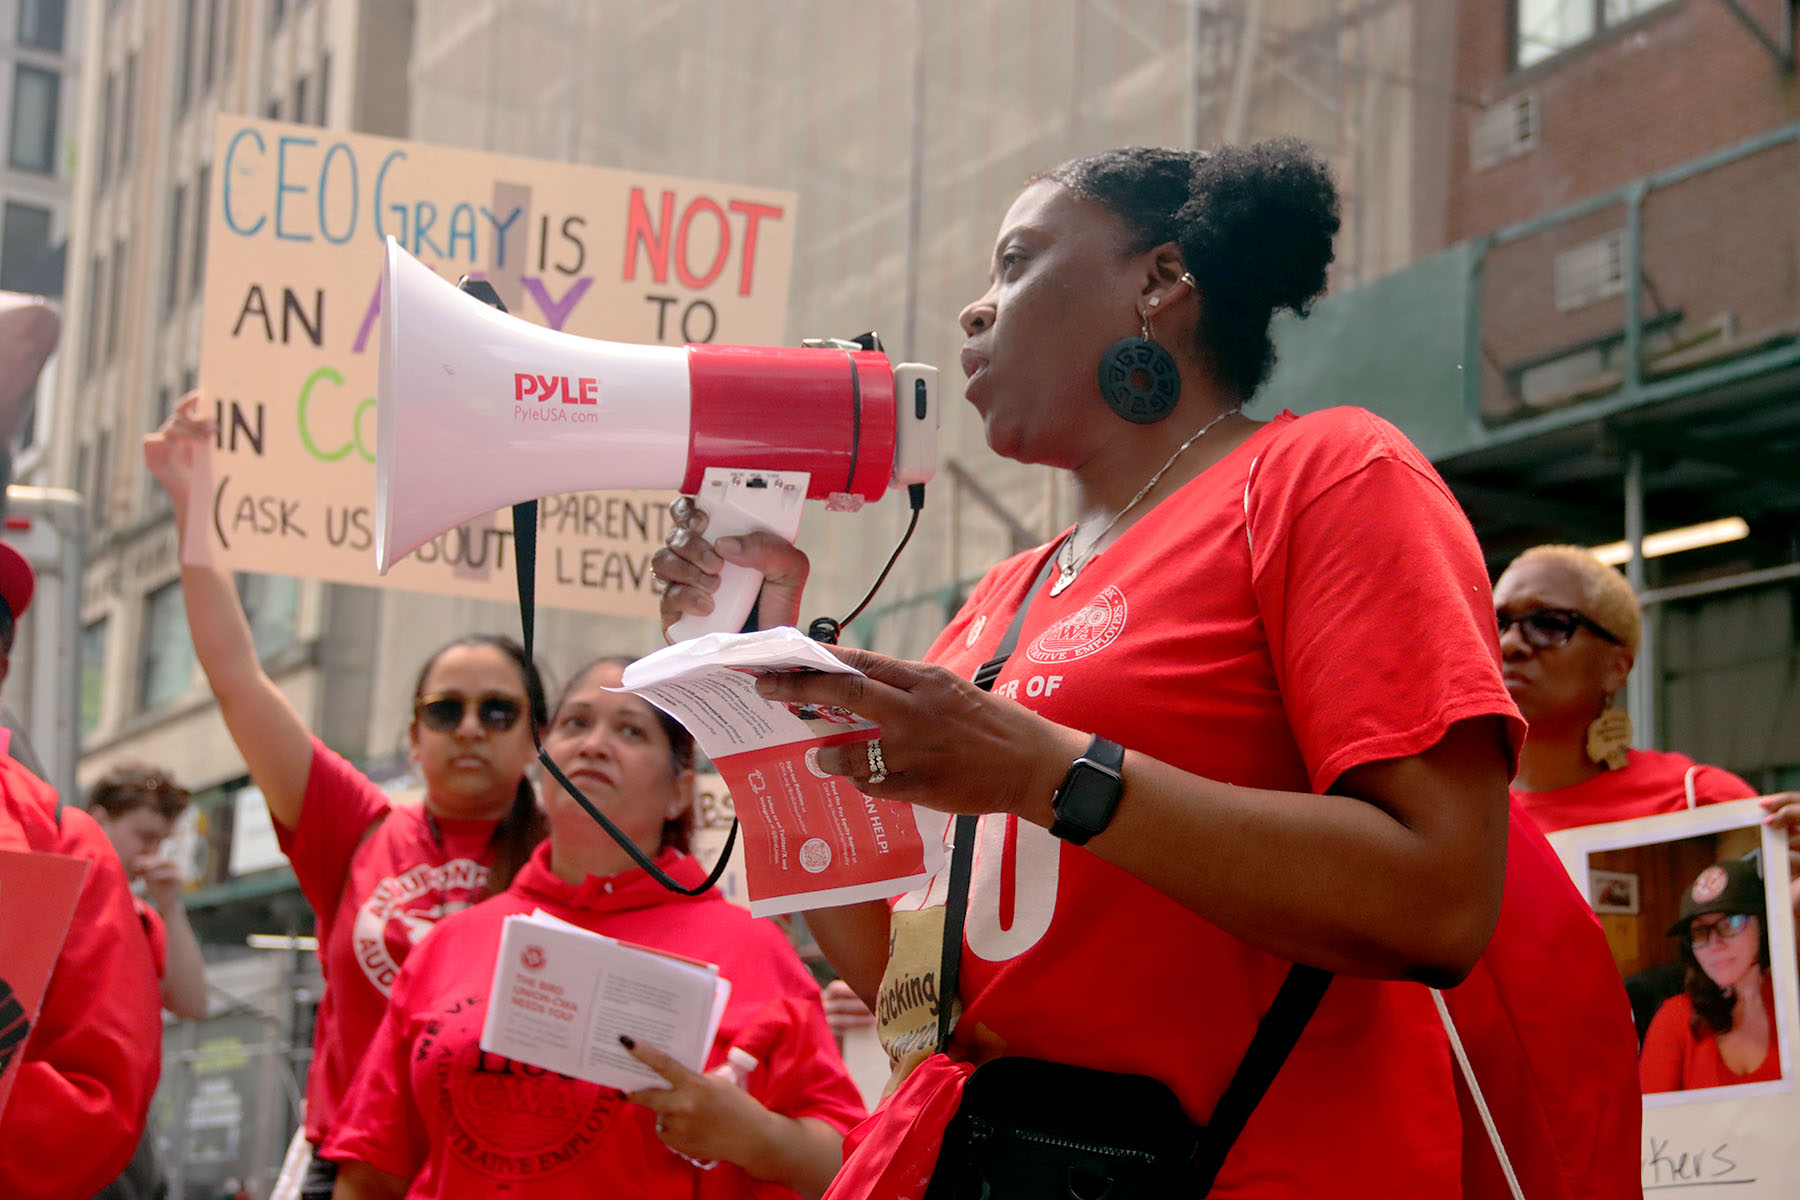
[374,237,937,639]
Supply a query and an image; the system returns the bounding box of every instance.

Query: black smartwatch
[1049,735,1126,845]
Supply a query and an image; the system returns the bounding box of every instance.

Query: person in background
[0,540,164,1199]
[144,395,550,1200]
[87,763,208,1020]
[1641,859,1780,1092]
[1494,544,1760,830]
[326,659,866,1199]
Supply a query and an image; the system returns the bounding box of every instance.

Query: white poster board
[1549,799,1800,1194]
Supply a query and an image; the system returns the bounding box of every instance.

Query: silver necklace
[1050,409,1236,597]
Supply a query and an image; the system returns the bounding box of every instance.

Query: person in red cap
[0,538,165,1199]
[1641,859,1781,1093]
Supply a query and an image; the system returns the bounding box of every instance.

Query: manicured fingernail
[618,1034,635,1050]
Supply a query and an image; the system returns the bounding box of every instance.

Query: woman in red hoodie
[327,659,866,1200]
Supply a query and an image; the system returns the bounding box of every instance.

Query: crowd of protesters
[3,141,1798,1200]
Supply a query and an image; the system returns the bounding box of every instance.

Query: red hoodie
[0,752,163,1200]
[327,842,866,1199]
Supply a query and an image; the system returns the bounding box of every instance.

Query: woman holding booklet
[326,658,866,1200]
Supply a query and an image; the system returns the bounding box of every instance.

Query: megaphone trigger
[666,467,810,643]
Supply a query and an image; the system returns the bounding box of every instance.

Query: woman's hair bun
[1181,138,1339,320]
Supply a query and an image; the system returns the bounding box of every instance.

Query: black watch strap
[1049,734,1126,845]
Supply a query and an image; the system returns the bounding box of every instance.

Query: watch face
[1055,760,1123,840]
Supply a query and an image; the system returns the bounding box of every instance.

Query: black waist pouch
[923,1057,1204,1200]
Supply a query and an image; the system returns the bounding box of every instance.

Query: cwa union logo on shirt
[352,858,489,993]
[1025,586,1128,664]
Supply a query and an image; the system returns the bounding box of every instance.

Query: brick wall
[1450,0,1798,241]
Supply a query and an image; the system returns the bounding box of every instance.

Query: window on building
[203,0,221,94]
[317,53,331,126]
[222,0,238,77]
[269,0,285,31]
[81,252,102,374]
[97,72,116,191]
[176,0,197,114]
[119,53,138,171]
[81,618,109,738]
[237,574,300,659]
[106,238,126,360]
[90,429,112,530]
[0,202,53,293]
[17,0,67,53]
[264,96,280,120]
[9,65,60,173]
[165,183,187,315]
[292,75,309,126]
[191,164,210,295]
[139,581,196,710]
[74,440,89,506]
[1515,0,1676,68]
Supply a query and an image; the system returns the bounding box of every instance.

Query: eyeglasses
[414,692,527,734]
[1496,608,1622,650]
[1688,913,1752,947]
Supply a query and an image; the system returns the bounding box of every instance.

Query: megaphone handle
[667,467,810,642]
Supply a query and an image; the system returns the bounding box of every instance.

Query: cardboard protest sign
[1550,800,1800,1195]
[198,116,796,614]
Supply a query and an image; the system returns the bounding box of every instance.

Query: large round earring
[1097,302,1180,424]
[1585,702,1633,770]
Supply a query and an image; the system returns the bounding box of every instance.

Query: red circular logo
[521,944,547,971]
[1691,866,1729,904]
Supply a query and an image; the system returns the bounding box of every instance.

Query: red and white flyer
[620,630,946,917]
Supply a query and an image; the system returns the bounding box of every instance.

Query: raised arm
[143,395,314,828]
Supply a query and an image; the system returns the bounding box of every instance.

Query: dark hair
[553,656,696,855]
[87,762,190,821]
[1042,140,1340,402]
[412,634,549,896]
[1677,913,1770,1037]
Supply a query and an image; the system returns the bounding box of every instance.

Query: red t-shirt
[1514,748,1757,834]
[324,842,866,1199]
[276,737,503,1143]
[0,754,163,1200]
[839,410,1527,1198]
[1640,976,1781,1092]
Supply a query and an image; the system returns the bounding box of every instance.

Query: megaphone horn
[374,236,937,639]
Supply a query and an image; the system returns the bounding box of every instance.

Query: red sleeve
[740,995,867,1134]
[274,737,391,931]
[1247,414,1526,793]
[321,958,429,1181]
[0,796,163,1200]
[1639,997,1688,1093]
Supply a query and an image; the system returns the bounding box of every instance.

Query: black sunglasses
[414,692,527,734]
[1497,607,1622,650]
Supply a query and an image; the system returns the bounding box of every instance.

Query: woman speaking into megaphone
[654,142,1565,1199]
[145,395,549,1200]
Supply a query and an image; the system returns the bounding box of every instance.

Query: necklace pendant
[1049,564,1077,597]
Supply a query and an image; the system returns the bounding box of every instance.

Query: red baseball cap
[0,539,34,622]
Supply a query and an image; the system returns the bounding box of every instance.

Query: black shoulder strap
[932,543,1331,1179]
[937,548,1059,1052]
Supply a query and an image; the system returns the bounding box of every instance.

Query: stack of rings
[866,739,888,786]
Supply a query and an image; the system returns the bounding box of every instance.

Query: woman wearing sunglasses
[326,658,866,1200]
[145,395,548,1200]
[1641,859,1779,1092]
[1493,544,1759,832]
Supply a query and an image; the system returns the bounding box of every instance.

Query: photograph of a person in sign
[1640,858,1780,1094]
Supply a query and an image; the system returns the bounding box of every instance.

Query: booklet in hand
[480,910,730,1093]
